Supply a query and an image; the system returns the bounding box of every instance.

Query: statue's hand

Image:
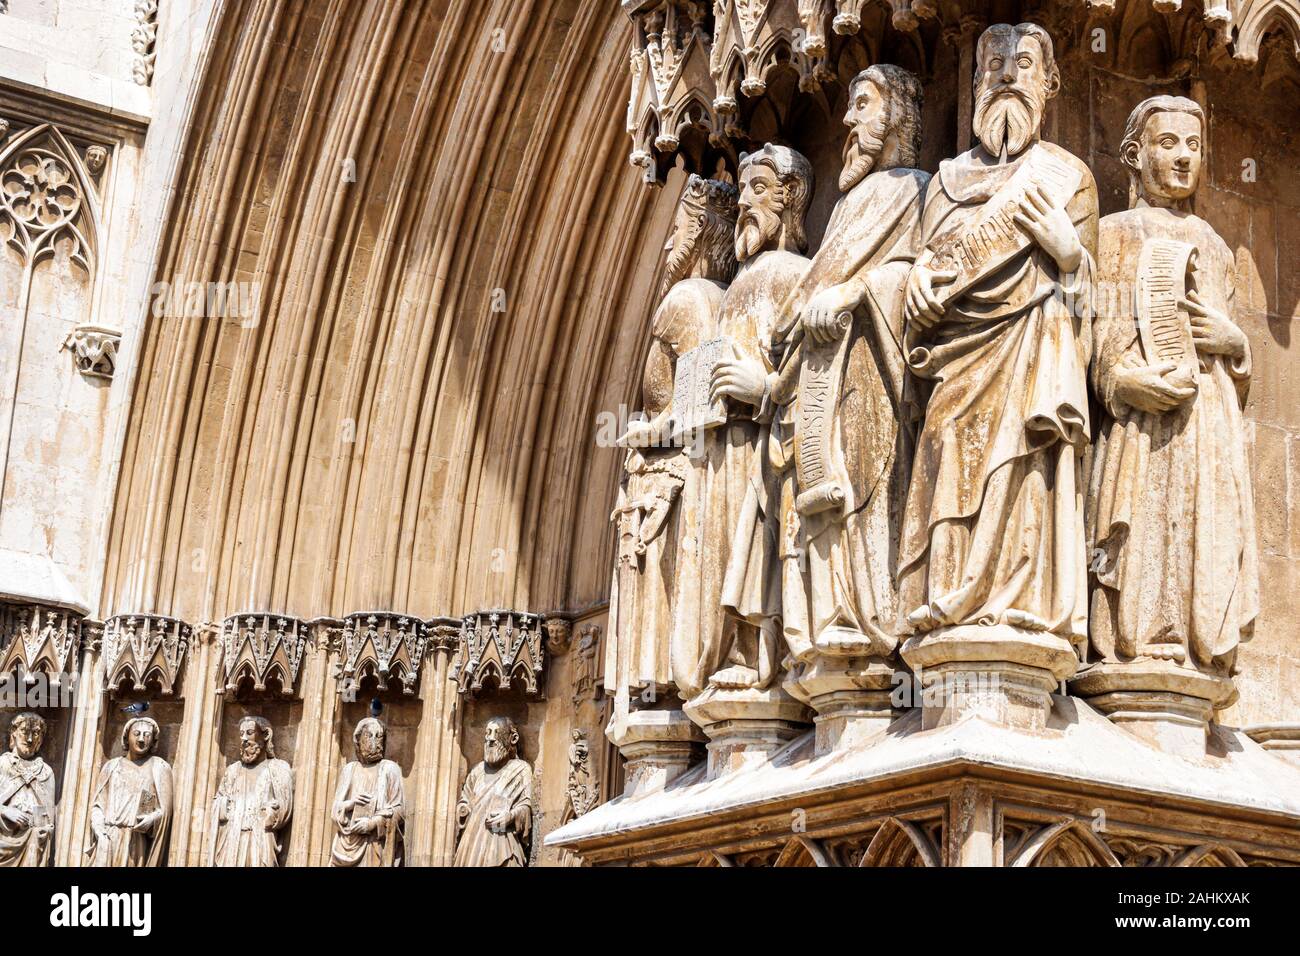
[1183,291,1246,359]
[620,418,660,449]
[486,809,513,833]
[0,806,31,830]
[905,264,958,330]
[802,284,859,345]
[710,351,768,408]
[131,812,159,835]
[1114,359,1197,414]
[1014,183,1082,274]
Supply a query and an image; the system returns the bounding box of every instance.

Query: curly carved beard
[240,739,264,765]
[735,207,782,263]
[973,85,1042,159]
[484,738,510,766]
[839,116,889,192]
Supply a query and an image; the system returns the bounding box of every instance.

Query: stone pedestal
[684,685,811,779]
[901,624,1078,731]
[1070,660,1235,761]
[607,709,704,797]
[1246,724,1300,769]
[784,636,895,755]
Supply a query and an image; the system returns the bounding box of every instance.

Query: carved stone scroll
[1135,237,1199,380]
[102,614,192,698]
[794,314,854,517]
[219,613,309,698]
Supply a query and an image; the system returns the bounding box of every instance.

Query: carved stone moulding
[1246,723,1300,769]
[102,613,192,699]
[333,612,428,697]
[219,612,309,699]
[0,601,82,684]
[450,609,546,699]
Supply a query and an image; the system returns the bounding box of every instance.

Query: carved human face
[841,76,890,191]
[483,718,514,768]
[662,193,703,290]
[1132,110,1202,204]
[127,720,156,758]
[735,162,784,263]
[973,33,1050,158]
[10,719,44,760]
[239,719,267,765]
[356,720,385,764]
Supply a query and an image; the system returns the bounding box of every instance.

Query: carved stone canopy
[450,610,546,698]
[102,613,192,698]
[219,613,310,699]
[0,601,82,683]
[333,612,428,697]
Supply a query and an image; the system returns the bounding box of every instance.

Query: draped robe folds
[329,758,404,867]
[1088,206,1257,671]
[607,278,723,711]
[87,756,173,867]
[210,758,293,867]
[898,142,1097,643]
[0,753,54,867]
[671,250,807,697]
[769,167,930,661]
[454,757,532,867]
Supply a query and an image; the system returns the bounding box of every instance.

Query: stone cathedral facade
[0,0,1297,869]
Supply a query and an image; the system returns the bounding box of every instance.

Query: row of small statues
[610,23,1256,717]
[0,711,533,867]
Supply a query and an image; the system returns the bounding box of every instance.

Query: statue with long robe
[454,716,532,867]
[0,712,54,867]
[87,716,173,867]
[898,24,1096,650]
[1087,95,1257,677]
[330,716,405,867]
[209,715,294,867]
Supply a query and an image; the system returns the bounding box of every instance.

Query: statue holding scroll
[209,716,294,867]
[769,64,929,670]
[330,717,404,867]
[87,716,173,867]
[0,713,54,867]
[608,175,738,713]
[674,144,813,696]
[1086,95,1256,679]
[898,23,1096,657]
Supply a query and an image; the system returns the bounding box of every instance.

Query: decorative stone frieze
[0,602,82,683]
[333,612,428,697]
[219,613,310,698]
[132,0,159,86]
[102,613,192,698]
[450,610,545,698]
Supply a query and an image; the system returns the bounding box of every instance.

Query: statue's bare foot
[708,665,759,689]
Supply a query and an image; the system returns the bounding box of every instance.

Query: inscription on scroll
[1135,237,1199,380]
[670,337,732,437]
[795,314,853,517]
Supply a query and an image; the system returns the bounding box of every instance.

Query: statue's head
[1121,95,1204,208]
[122,716,160,758]
[483,716,519,769]
[8,712,45,760]
[238,715,274,765]
[353,716,386,765]
[662,174,740,295]
[841,64,923,190]
[973,23,1059,159]
[735,144,813,262]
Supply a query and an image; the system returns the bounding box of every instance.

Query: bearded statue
[330,717,405,866]
[209,716,294,867]
[0,712,55,867]
[454,716,533,867]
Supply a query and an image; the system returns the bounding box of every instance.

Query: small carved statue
[1087,95,1257,677]
[209,716,294,867]
[87,716,173,867]
[898,23,1097,649]
[330,717,405,867]
[0,712,55,867]
[454,716,533,867]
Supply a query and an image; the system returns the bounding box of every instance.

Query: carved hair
[975,22,1060,97]
[854,64,923,169]
[677,174,739,286]
[1120,95,1204,206]
[485,714,520,759]
[239,715,276,759]
[738,144,814,253]
[9,711,45,740]
[121,715,161,752]
[353,716,385,746]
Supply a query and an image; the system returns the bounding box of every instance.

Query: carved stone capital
[450,609,545,698]
[332,612,428,697]
[102,613,193,698]
[219,612,310,699]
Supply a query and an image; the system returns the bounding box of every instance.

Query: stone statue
[772,63,929,669]
[897,24,1096,692]
[672,143,814,698]
[608,174,738,711]
[209,715,294,867]
[330,716,404,867]
[87,716,173,867]
[454,716,533,867]
[0,712,55,867]
[1080,96,1257,708]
